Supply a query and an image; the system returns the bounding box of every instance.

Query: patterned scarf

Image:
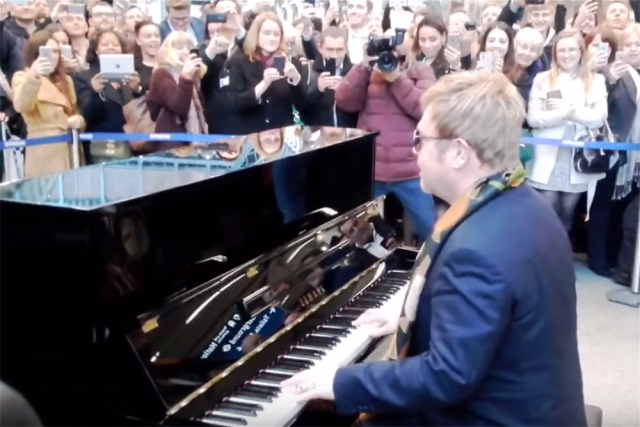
[357,166,526,423]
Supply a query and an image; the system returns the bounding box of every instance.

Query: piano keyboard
[200,271,411,427]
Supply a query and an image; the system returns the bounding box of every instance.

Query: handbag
[573,119,623,174]
[123,96,156,153]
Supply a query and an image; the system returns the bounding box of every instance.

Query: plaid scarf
[357,166,526,423]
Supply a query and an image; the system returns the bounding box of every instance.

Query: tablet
[99,54,135,82]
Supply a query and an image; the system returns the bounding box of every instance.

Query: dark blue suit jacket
[333,184,587,427]
[159,17,206,45]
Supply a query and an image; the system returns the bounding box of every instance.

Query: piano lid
[126,199,388,410]
[0,126,370,211]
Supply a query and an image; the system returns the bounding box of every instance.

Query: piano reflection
[0,125,419,427]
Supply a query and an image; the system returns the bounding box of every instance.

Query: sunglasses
[413,130,453,150]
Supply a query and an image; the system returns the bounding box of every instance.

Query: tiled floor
[575,262,640,426]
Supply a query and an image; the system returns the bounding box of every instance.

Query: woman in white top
[527,28,608,232]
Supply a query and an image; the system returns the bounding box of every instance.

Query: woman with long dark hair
[475,20,518,81]
[11,29,84,177]
[74,29,142,163]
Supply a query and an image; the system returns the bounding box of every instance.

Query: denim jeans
[374,179,436,244]
[272,157,307,223]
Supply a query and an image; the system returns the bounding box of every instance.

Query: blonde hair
[514,26,545,52]
[547,28,592,93]
[166,0,190,11]
[247,128,285,160]
[420,71,524,170]
[620,22,640,44]
[283,21,305,57]
[243,12,287,60]
[156,31,207,77]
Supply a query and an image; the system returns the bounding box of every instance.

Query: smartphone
[38,46,53,62]
[479,51,494,69]
[325,57,337,76]
[190,48,200,58]
[273,56,286,74]
[329,0,338,9]
[598,42,611,55]
[464,21,476,31]
[61,45,73,60]
[547,90,562,99]
[615,51,627,63]
[447,33,461,51]
[207,13,227,23]
[525,0,545,4]
[67,3,85,15]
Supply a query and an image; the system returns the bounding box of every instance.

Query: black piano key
[387,271,410,279]
[302,336,340,347]
[235,390,274,403]
[383,278,408,285]
[350,300,381,309]
[365,290,395,297]
[341,306,367,315]
[216,402,261,417]
[270,363,304,374]
[334,313,359,320]
[360,294,390,302]
[325,317,356,328]
[255,372,291,384]
[371,285,401,293]
[203,414,247,426]
[315,326,351,337]
[277,358,314,369]
[289,348,326,359]
[244,384,279,395]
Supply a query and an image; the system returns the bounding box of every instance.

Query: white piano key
[234,279,410,427]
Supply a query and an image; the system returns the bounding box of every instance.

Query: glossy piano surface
[0,126,376,426]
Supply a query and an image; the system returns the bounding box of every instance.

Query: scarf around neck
[388,167,526,361]
[614,66,640,200]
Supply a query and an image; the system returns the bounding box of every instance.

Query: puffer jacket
[334,62,435,182]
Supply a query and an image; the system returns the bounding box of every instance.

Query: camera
[366,28,406,73]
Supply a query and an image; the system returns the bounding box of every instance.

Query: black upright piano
[0,126,418,426]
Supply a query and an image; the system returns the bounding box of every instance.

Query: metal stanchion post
[607,193,640,308]
[71,130,80,169]
[1,121,23,182]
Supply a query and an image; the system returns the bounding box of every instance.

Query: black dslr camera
[366,28,407,73]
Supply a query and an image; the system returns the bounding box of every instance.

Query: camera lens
[377,52,398,73]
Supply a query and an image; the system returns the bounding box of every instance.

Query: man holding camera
[333,28,436,247]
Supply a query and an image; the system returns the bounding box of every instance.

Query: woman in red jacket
[146,30,207,152]
[335,30,437,243]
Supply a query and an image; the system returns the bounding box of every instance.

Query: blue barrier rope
[1,133,72,149]
[78,132,236,143]
[1,131,639,151]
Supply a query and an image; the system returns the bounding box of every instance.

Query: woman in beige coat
[11,29,85,178]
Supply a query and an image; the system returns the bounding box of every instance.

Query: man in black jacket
[0,19,24,83]
[306,26,358,128]
[615,194,639,287]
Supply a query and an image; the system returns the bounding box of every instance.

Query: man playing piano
[282,71,587,426]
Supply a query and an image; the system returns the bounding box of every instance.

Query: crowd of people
[0,0,638,284]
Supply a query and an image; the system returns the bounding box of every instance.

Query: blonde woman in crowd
[11,30,84,178]
[146,31,207,152]
[527,28,608,232]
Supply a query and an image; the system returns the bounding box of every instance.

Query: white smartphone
[61,45,73,60]
[447,33,461,51]
[598,42,611,55]
[38,46,53,62]
[479,51,495,69]
[615,51,627,63]
[67,4,85,15]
